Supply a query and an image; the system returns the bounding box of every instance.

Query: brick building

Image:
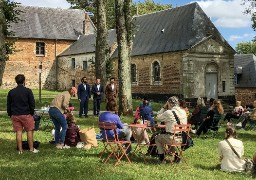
[234,54,256,106]
[111,2,236,102]
[0,6,95,89]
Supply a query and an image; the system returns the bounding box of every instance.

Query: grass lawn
[0,90,255,179]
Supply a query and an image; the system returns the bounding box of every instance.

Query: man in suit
[77,77,91,118]
[91,78,104,116]
[105,77,118,103]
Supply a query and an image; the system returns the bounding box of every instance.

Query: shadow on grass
[194,164,219,171]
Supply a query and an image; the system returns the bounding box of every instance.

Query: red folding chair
[98,122,131,166]
[164,124,191,165]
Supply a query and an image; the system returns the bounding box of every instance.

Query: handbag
[172,111,194,151]
[225,139,254,172]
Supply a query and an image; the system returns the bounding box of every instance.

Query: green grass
[0,89,255,179]
[0,113,255,179]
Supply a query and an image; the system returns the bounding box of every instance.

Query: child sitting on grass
[64,113,81,147]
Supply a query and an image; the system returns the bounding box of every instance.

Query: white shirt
[83,84,86,90]
[218,138,245,172]
[97,84,100,91]
[111,84,114,91]
[156,106,187,133]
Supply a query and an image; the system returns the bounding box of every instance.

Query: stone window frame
[131,63,138,85]
[35,42,45,56]
[151,60,162,85]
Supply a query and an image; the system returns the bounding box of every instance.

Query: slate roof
[59,29,117,56]
[8,6,95,40]
[234,54,256,87]
[112,2,234,58]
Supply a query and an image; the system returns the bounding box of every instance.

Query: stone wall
[57,53,96,90]
[1,38,74,89]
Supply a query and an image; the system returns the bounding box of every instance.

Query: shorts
[11,115,34,131]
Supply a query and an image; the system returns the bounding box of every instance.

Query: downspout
[55,39,58,90]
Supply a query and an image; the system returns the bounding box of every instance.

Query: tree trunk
[0,0,6,86]
[95,0,108,96]
[115,0,133,115]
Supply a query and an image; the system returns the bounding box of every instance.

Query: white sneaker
[236,122,242,127]
[62,145,70,149]
[191,129,197,134]
[30,148,39,153]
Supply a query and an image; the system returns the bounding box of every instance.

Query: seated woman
[242,100,256,129]
[218,126,245,172]
[196,100,224,136]
[188,97,206,129]
[131,118,149,144]
[223,101,244,123]
[179,99,190,118]
[64,113,81,147]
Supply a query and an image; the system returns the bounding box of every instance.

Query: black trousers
[93,98,101,115]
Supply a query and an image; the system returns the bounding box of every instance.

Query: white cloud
[229,33,255,41]
[192,0,252,28]
[12,0,70,9]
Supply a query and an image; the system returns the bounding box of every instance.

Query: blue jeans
[48,107,67,144]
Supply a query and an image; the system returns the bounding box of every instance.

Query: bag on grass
[181,132,194,151]
[79,128,98,149]
[17,141,40,150]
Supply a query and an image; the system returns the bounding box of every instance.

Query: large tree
[115,0,133,115]
[236,41,256,55]
[242,0,256,39]
[0,0,20,86]
[95,0,108,90]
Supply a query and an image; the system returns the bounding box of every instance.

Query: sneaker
[56,144,64,149]
[62,145,70,149]
[18,151,23,154]
[30,148,39,153]
[191,129,197,134]
[227,122,232,126]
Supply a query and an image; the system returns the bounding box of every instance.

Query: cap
[167,96,179,105]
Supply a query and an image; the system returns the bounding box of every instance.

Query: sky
[12,0,256,49]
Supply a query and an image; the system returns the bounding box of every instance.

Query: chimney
[83,13,91,35]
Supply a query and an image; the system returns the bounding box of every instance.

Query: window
[152,61,161,82]
[71,58,75,69]
[36,42,45,56]
[72,80,75,87]
[83,61,88,70]
[131,64,137,83]
[222,81,226,92]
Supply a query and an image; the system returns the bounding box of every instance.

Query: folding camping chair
[208,114,222,138]
[98,122,131,166]
[163,124,191,165]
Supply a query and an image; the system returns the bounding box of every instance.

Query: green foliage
[235,42,256,55]
[242,0,256,39]
[66,0,172,29]
[1,0,22,58]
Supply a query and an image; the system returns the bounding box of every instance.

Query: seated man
[155,96,187,163]
[140,97,154,125]
[99,100,131,141]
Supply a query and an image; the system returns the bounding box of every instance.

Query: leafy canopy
[235,41,256,55]
[66,0,172,29]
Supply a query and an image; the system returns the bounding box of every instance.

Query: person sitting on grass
[131,118,149,144]
[223,101,244,125]
[196,100,224,136]
[64,113,81,147]
[218,126,245,172]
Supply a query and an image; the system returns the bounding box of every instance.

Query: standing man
[77,77,91,118]
[7,74,39,154]
[91,78,104,116]
[48,87,77,149]
[105,77,118,103]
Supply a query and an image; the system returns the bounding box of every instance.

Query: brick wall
[1,38,74,89]
[235,87,256,106]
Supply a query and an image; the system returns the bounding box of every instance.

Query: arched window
[152,61,161,82]
[131,64,137,83]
